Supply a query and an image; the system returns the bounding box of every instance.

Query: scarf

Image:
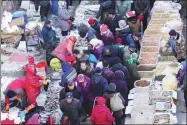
[51,109,63,124]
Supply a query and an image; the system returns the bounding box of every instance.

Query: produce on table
[141,47,159,53]
[142,42,159,46]
[139,58,157,65]
[135,80,151,87]
[162,74,178,90]
[137,65,156,71]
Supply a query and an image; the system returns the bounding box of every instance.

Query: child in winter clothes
[91,97,115,125]
[49,109,63,124]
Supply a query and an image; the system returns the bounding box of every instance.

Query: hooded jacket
[49,109,63,125]
[91,20,102,39]
[61,61,77,87]
[90,38,104,60]
[111,70,128,104]
[91,97,115,125]
[125,34,136,47]
[90,74,108,102]
[100,56,122,68]
[111,63,130,82]
[42,23,57,44]
[101,30,115,46]
[102,45,123,60]
[53,36,77,62]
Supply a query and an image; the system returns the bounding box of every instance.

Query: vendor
[4,78,26,111]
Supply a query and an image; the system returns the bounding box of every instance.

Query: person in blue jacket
[61,61,77,87]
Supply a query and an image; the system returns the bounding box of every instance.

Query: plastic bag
[162,74,178,90]
[36,87,47,106]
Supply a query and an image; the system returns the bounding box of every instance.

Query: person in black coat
[88,18,102,39]
[59,80,81,102]
[133,0,150,31]
[79,60,94,78]
[73,49,82,73]
[60,92,82,125]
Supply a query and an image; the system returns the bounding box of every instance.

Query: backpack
[110,93,125,112]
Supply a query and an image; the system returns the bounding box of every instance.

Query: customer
[88,18,102,39]
[166,29,186,63]
[79,61,94,78]
[73,49,82,72]
[41,20,57,65]
[48,109,63,124]
[58,1,72,36]
[59,80,81,101]
[116,0,132,17]
[60,92,82,125]
[103,83,126,125]
[133,0,150,31]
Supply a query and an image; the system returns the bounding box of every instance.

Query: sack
[110,93,124,112]
[10,17,24,26]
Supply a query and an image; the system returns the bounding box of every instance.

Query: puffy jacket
[111,63,130,82]
[4,78,26,105]
[125,34,136,47]
[101,31,115,46]
[42,24,57,44]
[90,38,104,60]
[49,109,63,125]
[53,36,77,62]
[100,56,122,68]
[61,61,77,87]
[58,7,71,31]
[91,20,102,39]
[24,65,44,105]
[133,0,150,15]
[116,26,132,44]
[91,97,115,125]
[90,74,108,102]
[111,70,128,104]
[102,45,123,59]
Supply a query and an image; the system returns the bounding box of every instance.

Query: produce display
[154,75,166,81]
[140,52,158,58]
[135,80,151,87]
[153,114,170,124]
[141,47,159,53]
[137,65,156,71]
[139,58,157,65]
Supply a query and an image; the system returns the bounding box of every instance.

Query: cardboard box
[10,17,24,26]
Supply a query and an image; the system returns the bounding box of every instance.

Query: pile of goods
[134,80,151,87]
[138,1,183,78]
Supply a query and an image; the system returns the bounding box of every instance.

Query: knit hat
[7,90,16,98]
[108,83,116,92]
[96,97,106,105]
[126,11,136,18]
[77,74,85,83]
[94,67,102,74]
[100,24,108,33]
[169,29,177,36]
[119,20,127,29]
[66,92,73,99]
[116,38,123,44]
[88,18,96,25]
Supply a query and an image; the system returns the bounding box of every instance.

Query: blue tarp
[51,0,59,16]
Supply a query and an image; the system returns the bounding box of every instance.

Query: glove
[18,110,27,121]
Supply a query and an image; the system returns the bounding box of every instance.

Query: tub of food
[141,46,160,53]
[153,113,171,124]
[142,41,159,46]
[137,65,156,71]
[139,52,159,58]
[142,36,162,42]
[144,30,161,36]
[139,58,158,65]
[149,19,168,25]
[146,24,164,30]
[151,13,162,18]
[134,80,151,88]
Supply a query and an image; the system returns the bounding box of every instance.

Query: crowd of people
[3,0,186,125]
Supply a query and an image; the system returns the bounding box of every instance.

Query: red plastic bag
[67,20,72,27]
[138,14,144,22]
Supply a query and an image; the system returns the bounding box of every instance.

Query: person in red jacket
[91,97,115,125]
[4,78,26,111]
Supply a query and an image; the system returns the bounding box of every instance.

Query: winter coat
[53,36,77,62]
[101,31,115,46]
[177,61,186,86]
[100,56,122,68]
[61,61,77,87]
[111,63,130,82]
[90,38,104,60]
[91,21,102,39]
[102,45,123,59]
[166,34,186,60]
[104,15,122,35]
[116,26,132,43]
[88,54,99,64]
[60,98,82,125]
[116,0,132,16]
[133,0,150,15]
[126,18,141,33]
[90,74,109,102]
[4,78,26,105]
[58,7,71,31]
[76,76,92,103]
[91,97,115,125]
[49,109,63,125]
[103,92,126,117]
[125,34,136,47]
[111,71,128,104]
[102,67,114,82]
[41,25,57,44]
[79,66,93,78]
[59,86,81,101]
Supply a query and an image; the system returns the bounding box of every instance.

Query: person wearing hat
[89,67,108,103]
[60,92,82,125]
[59,80,81,101]
[91,96,115,125]
[163,29,186,63]
[88,18,102,39]
[58,1,72,36]
[100,24,115,46]
[133,0,150,31]
[125,11,141,34]
[103,83,126,125]
[4,78,26,111]
[41,19,58,65]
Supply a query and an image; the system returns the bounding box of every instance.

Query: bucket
[28,56,35,64]
[36,61,47,78]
